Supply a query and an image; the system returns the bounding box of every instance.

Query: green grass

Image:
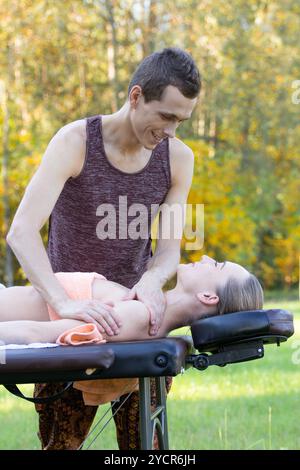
[264,288,299,302]
[0,298,299,450]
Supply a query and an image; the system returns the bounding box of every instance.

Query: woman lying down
[0,255,263,346]
[0,255,264,405]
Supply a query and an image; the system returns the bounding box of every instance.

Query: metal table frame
[139,376,169,450]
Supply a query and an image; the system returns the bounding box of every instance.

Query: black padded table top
[0,336,194,385]
[0,309,294,386]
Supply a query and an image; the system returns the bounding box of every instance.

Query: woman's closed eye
[215,261,226,270]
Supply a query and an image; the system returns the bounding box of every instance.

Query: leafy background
[0,1,299,287]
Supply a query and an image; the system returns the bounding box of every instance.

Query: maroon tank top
[47,115,171,288]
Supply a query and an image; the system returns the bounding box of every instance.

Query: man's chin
[143,142,156,150]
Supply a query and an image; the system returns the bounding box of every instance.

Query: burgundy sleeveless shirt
[47,115,171,288]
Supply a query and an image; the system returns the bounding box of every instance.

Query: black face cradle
[188,309,294,370]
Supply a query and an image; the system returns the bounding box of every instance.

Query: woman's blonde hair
[216,274,264,315]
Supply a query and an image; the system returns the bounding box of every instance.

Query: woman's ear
[196,292,219,306]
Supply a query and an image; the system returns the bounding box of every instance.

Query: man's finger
[86,308,116,335]
[148,306,157,325]
[92,309,120,334]
[149,328,158,336]
[92,300,115,314]
[80,314,106,334]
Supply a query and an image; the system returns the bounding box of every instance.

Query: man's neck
[103,104,146,157]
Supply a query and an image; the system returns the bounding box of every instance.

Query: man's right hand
[56,299,122,336]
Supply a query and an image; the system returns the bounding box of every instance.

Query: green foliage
[0,0,299,289]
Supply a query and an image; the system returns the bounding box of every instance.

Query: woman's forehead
[224,261,249,278]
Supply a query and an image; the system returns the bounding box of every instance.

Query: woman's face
[177,255,250,294]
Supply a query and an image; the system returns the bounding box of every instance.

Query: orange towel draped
[56,323,138,405]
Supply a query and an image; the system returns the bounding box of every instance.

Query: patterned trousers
[34,377,173,450]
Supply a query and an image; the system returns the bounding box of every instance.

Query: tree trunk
[1,80,14,286]
[105,0,121,112]
[141,0,158,57]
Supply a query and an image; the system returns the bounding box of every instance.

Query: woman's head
[176,255,264,318]
[215,274,264,315]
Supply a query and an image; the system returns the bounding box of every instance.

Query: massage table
[0,308,294,450]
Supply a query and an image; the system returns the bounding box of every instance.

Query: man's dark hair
[128,47,201,103]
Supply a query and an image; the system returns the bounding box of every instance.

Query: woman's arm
[0,318,84,344]
[0,300,154,345]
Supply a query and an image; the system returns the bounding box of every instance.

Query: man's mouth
[151,131,163,143]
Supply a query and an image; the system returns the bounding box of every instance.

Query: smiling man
[6,47,201,450]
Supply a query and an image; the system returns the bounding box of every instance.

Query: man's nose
[163,124,177,138]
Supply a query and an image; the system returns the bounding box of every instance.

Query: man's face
[130,85,198,149]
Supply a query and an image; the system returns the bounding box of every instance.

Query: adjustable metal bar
[187,339,265,371]
[139,377,152,449]
[139,377,169,450]
[155,376,169,449]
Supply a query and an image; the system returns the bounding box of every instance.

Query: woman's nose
[201,255,215,264]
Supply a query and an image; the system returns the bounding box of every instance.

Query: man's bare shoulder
[169,136,194,159]
[55,118,87,148]
[168,137,194,184]
[53,119,87,178]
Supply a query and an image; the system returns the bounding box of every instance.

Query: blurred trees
[0,0,299,289]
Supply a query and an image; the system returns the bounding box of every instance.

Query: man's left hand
[122,275,166,336]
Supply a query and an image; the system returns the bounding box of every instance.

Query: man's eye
[160,114,182,124]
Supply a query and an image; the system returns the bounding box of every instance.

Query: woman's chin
[177,263,186,273]
[176,264,191,281]
[178,263,193,271]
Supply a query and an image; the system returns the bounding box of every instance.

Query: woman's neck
[156,289,196,336]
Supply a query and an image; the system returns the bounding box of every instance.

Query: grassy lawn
[0,298,299,450]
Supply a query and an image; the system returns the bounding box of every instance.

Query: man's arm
[6,123,121,334]
[125,141,195,335]
[6,124,85,308]
[143,141,195,286]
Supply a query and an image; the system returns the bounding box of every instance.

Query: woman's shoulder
[113,299,150,319]
[110,300,152,342]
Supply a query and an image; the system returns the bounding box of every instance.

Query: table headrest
[191,309,294,352]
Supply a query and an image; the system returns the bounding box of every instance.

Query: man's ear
[130,85,142,107]
[196,292,219,306]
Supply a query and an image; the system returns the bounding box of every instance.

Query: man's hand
[56,299,122,336]
[123,275,167,336]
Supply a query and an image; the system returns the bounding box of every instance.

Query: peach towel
[73,378,139,406]
[56,323,107,346]
[56,314,139,405]
[47,272,107,321]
